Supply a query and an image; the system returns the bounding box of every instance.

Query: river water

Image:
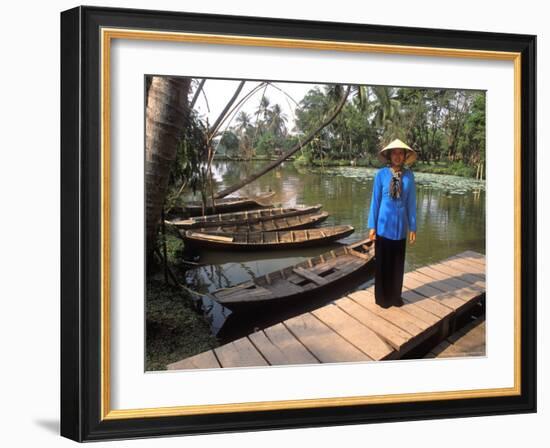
[182,161,486,339]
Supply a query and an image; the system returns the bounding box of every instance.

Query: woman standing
[367,139,418,308]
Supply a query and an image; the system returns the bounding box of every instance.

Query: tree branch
[214,85,352,199]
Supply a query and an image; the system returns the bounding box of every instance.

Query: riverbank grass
[215,153,481,178]
[413,160,478,178]
[293,156,480,178]
[146,279,219,371]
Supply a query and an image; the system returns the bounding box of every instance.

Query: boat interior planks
[171,210,328,233]
[211,238,374,309]
[167,204,323,229]
[183,192,276,216]
[183,225,355,251]
[292,267,329,286]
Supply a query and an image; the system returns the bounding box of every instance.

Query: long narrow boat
[166,204,323,230]
[182,225,355,251]
[210,238,374,309]
[191,211,329,233]
[183,192,276,216]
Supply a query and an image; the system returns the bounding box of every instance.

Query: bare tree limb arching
[214,85,352,199]
[208,81,246,141]
[189,78,206,109]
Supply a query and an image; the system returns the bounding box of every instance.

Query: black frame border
[61,5,536,442]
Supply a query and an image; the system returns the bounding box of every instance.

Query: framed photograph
[60,5,536,442]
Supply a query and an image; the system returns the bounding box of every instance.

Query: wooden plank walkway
[167,251,486,370]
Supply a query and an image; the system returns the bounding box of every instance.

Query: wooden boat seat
[221,285,273,302]
[347,248,373,260]
[191,232,234,242]
[292,267,329,286]
[264,279,304,296]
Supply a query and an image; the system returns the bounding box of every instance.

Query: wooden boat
[166,204,323,230]
[182,225,355,251]
[210,238,374,309]
[192,211,329,233]
[183,192,276,216]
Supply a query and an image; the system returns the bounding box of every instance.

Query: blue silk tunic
[367,167,417,241]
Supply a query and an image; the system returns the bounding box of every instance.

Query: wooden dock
[167,250,486,370]
[424,317,486,359]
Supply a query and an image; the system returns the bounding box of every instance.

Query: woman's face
[390,148,406,166]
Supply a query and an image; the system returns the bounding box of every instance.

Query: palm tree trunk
[215,85,351,199]
[145,76,191,262]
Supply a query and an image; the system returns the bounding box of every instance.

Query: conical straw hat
[378,138,417,165]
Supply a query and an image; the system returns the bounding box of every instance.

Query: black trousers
[374,235,406,308]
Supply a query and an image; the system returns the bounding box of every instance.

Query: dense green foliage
[164,107,211,211]
[216,84,485,178]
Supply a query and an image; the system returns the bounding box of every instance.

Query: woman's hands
[370,229,416,244]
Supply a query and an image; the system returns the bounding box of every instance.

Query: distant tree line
[217,85,485,176]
